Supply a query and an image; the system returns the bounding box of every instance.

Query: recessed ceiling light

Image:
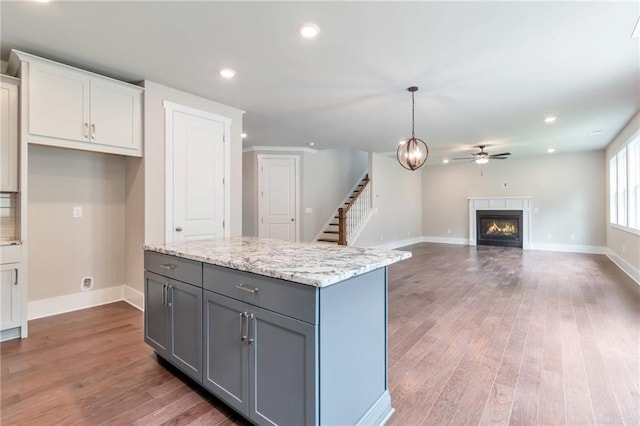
[589,129,603,136]
[442,159,449,164]
[547,148,556,154]
[308,142,315,147]
[219,68,236,79]
[241,132,248,139]
[632,17,640,38]
[544,116,557,123]
[35,0,51,2]
[298,23,320,39]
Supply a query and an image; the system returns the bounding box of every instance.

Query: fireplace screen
[476,210,523,248]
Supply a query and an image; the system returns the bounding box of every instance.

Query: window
[610,134,640,232]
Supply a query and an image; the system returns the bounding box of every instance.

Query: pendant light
[397,86,430,171]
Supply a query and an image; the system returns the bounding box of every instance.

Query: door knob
[175,226,183,232]
[291,218,294,222]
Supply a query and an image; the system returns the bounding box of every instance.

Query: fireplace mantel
[468,197,532,249]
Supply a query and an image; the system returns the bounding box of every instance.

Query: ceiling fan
[452,145,511,164]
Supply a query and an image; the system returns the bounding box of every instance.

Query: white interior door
[258,155,299,241]
[166,103,229,242]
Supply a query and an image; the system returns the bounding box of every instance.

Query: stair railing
[338,175,371,245]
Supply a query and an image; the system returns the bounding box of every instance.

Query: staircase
[316,173,371,246]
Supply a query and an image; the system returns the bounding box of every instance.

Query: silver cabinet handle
[13,268,18,286]
[235,283,259,294]
[167,284,173,308]
[175,226,183,232]
[161,284,166,306]
[240,312,248,342]
[84,123,89,138]
[91,124,96,139]
[248,314,255,344]
[160,264,176,270]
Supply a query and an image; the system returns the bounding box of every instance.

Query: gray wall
[353,153,422,247]
[303,148,367,241]
[242,148,367,242]
[606,111,640,271]
[123,80,244,294]
[28,145,126,300]
[421,150,606,248]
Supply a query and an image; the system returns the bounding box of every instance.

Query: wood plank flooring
[2,243,638,425]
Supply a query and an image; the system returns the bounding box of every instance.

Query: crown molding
[242,145,317,154]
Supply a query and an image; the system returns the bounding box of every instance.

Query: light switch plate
[73,206,83,218]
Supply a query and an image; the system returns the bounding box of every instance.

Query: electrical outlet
[81,277,93,291]
[447,229,451,234]
[73,206,83,218]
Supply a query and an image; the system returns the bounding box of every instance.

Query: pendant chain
[411,91,415,139]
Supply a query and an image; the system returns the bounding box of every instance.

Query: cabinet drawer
[144,251,202,287]
[203,264,317,324]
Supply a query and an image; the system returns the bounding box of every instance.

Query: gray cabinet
[144,250,393,426]
[144,252,203,383]
[203,290,316,425]
[249,304,316,426]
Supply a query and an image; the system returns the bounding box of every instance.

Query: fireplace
[476,210,523,248]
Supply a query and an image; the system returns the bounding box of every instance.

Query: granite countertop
[0,240,22,246]
[143,237,411,287]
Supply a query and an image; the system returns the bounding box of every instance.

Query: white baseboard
[123,285,144,311]
[374,236,426,250]
[28,286,124,320]
[422,236,470,246]
[528,242,608,254]
[28,285,146,320]
[607,250,640,285]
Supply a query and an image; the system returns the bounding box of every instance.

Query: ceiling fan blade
[489,152,511,157]
[452,157,473,160]
[490,156,509,159]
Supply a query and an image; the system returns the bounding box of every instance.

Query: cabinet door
[168,279,202,382]
[144,272,170,357]
[0,79,19,192]
[0,264,21,331]
[89,79,142,152]
[203,291,249,414]
[29,61,89,142]
[249,305,317,426]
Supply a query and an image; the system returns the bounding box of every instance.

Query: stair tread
[323,230,339,234]
[317,238,339,243]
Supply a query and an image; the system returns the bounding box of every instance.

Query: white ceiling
[1,1,638,162]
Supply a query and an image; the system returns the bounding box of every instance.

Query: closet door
[164,102,229,242]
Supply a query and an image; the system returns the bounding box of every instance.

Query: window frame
[609,132,640,236]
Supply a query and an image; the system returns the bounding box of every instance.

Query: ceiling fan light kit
[397,86,430,171]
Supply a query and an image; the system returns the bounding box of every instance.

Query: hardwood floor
[2,243,638,425]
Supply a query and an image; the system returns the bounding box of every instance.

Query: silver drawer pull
[235,283,259,294]
[159,264,176,270]
[240,312,248,342]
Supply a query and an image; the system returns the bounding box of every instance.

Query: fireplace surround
[468,197,532,249]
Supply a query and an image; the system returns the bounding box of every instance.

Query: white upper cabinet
[8,50,143,157]
[90,78,142,151]
[0,75,19,192]
[29,61,89,142]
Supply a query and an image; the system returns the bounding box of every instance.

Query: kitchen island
[143,237,411,426]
